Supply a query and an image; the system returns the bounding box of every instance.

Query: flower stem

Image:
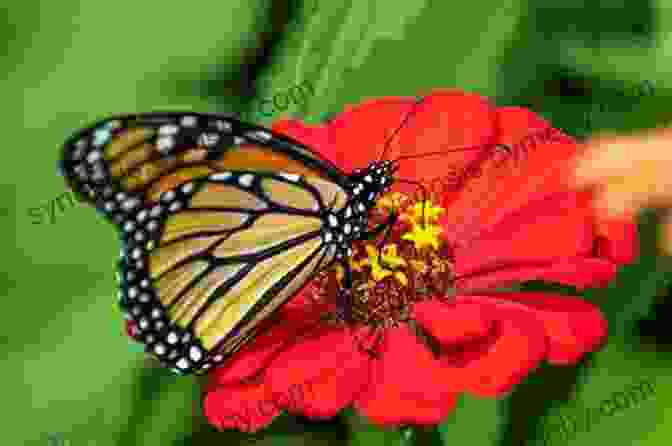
[399,425,444,446]
[400,426,415,445]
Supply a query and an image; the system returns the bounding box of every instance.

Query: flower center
[307,191,455,328]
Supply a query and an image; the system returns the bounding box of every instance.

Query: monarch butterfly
[59,100,510,375]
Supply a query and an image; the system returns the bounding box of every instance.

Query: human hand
[573,127,672,254]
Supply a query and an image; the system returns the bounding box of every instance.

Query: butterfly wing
[60,112,348,205]
[59,112,350,374]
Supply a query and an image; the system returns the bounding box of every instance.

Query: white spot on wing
[157,136,175,152]
[181,116,197,127]
[159,124,179,135]
[213,120,231,131]
[176,358,190,369]
[121,198,141,211]
[210,172,232,181]
[161,190,176,202]
[279,173,300,182]
[239,174,254,187]
[181,182,194,194]
[198,133,220,146]
[87,150,103,163]
[189,346,203,362]
[146,220,159,232]
[154,343,167,355]
[92,129,111,147]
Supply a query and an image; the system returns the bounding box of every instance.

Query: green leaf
[438,395,505,446]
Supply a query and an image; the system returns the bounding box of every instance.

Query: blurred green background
[4,0,672,445]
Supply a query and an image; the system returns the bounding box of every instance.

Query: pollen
[309,191,455,330]
[410,259,428,273]
[401,223,443,251]
[405,199,445,226]
[376,192,409,212]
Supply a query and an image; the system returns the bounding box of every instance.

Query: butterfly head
[349,160,398,208]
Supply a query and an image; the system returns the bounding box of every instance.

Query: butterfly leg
[336,259,354,323]
[361,211,398,271]
[336,260,380,357]
[353,325,383,359]
[367,328,384,359]
[361,210,398,241]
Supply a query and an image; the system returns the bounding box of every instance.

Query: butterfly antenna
[392,143,509,163]
[377,96,427,162]
[392,143,513,224]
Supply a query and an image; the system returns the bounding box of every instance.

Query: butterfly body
[59,112,396,374]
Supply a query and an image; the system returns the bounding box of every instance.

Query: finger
[607,164,672,206]
[591,179,648,219]
[573,135,636,187]
[591,168,672,219]
[573,129,672,187]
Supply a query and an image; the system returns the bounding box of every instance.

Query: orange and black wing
[59,112,350,374]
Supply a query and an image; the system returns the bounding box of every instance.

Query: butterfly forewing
[59,112,349,374]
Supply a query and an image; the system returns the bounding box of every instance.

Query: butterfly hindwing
[59,113,349,374]
[138,172,340,373]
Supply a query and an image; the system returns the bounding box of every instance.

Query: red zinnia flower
[202,89,638,432]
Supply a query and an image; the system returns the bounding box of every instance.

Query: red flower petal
[265,327,371,419]
[448,191,595,271]
[441,110,576,242]
[354,326,459,426]
[456,293,608,365]
[427,297,548,397]
[204,381,281,433]
[412,300,492,344]
[125,319,141,340]
[594,216,639,265]
[455,257,618,290]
